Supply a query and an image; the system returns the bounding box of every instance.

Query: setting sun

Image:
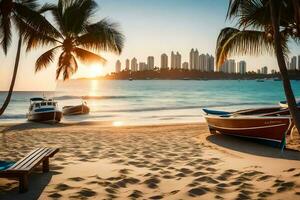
[87,64,105,78]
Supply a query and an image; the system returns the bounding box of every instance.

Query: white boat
[279,99,300,108]
[26,98,62,123]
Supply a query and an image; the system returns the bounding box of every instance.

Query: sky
[0,0,299,91]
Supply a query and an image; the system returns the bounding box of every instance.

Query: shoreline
[0,122,300,199]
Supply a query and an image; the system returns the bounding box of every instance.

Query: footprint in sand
[72,188,97,198]
[257,175,273,181]
[54,183,73,191]
[144,177,160,189]
[188,187,207,197]
[128,190,143,198]
[48,192,62,199]
[258,191,273,198]
[68,177,85,182]
[149,195,164,199]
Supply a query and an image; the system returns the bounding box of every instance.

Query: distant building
[298,55,300,70]
[131,57,138,72]
[161,53,168,69]
[199,54,205,71]
[189,48,199,70]
[228,59,236,73]
[189,49,194,70]
[147,56,154,70]
[175,52,181,69]
[182,62,189,70]
[261,66,268,74]
[290,56,297,70]
[237,60,246,74]
[208,55,214,72]
[125,59,130,71]
[115,60,121,73]
[171,51,175,69]
[139,62,147,71]
[194,49,199,70]
[220,60,229,73]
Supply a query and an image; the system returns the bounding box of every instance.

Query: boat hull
[63,105,90,115]
[27,111,62,123]
[205,116,292,146]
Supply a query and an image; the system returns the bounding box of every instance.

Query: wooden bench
[0,147,59,193]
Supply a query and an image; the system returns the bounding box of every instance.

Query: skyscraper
[208,55,214,72]
[175,52,181,69]
[171,51,175,69]
[131,57,138,72]
[194,49,199,70]
[115,60,121,73]
[199,54,205,71]
[125,59,130,71]
[228,59,236,73]
[261,66,268,74]
[189,49,195,70]
[182,62,188,70]
[139,62,147,71]
[298,55,300,70]
[237,60,246,74]
[147,56,154,70]
[161,53,168,69]
[220,60,229,73]
[290,56,297,70]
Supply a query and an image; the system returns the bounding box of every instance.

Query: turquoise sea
[0,80,299,125]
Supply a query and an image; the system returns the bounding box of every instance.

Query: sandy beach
[0,122,300,200]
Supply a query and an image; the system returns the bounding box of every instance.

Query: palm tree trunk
[270,0,300,133]
[0,35,22,115]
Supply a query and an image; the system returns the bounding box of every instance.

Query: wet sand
[0,122,300,199]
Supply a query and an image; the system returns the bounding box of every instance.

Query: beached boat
[62,102,90,115]
[202,106,289,117]
[279,99,300,108]
[27,98,62,123]
[202,109,293,147]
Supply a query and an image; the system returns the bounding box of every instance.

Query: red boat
[202,109,293,147]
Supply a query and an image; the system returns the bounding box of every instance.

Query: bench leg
[43,158,49,172]
[19,175,29,193]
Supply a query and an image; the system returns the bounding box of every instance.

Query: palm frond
[19,0,39,10]
[61,0,98,35]
[13,2,63,39]
[226,0,244,20]
[73,47,106,64]
[13,15,59,51]
[39,3,56,13]
[215,27,276,68]
[57,51,77,80]
[0,15,12,55]
[77,18,124,54]
[35,46,61,72]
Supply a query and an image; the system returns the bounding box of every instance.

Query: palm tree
[216,0,300,132]
[25,0,124,80]
[0,0,60,115]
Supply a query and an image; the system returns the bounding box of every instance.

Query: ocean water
[0,80,299,125]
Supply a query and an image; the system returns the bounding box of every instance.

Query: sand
[0,122,300,200]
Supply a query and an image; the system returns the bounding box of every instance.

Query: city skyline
[1,0,300,90]
[115,50,300,75]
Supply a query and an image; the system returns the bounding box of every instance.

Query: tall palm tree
[25,0,124,80]
[216,0,300,132]
[0,0,60,115]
